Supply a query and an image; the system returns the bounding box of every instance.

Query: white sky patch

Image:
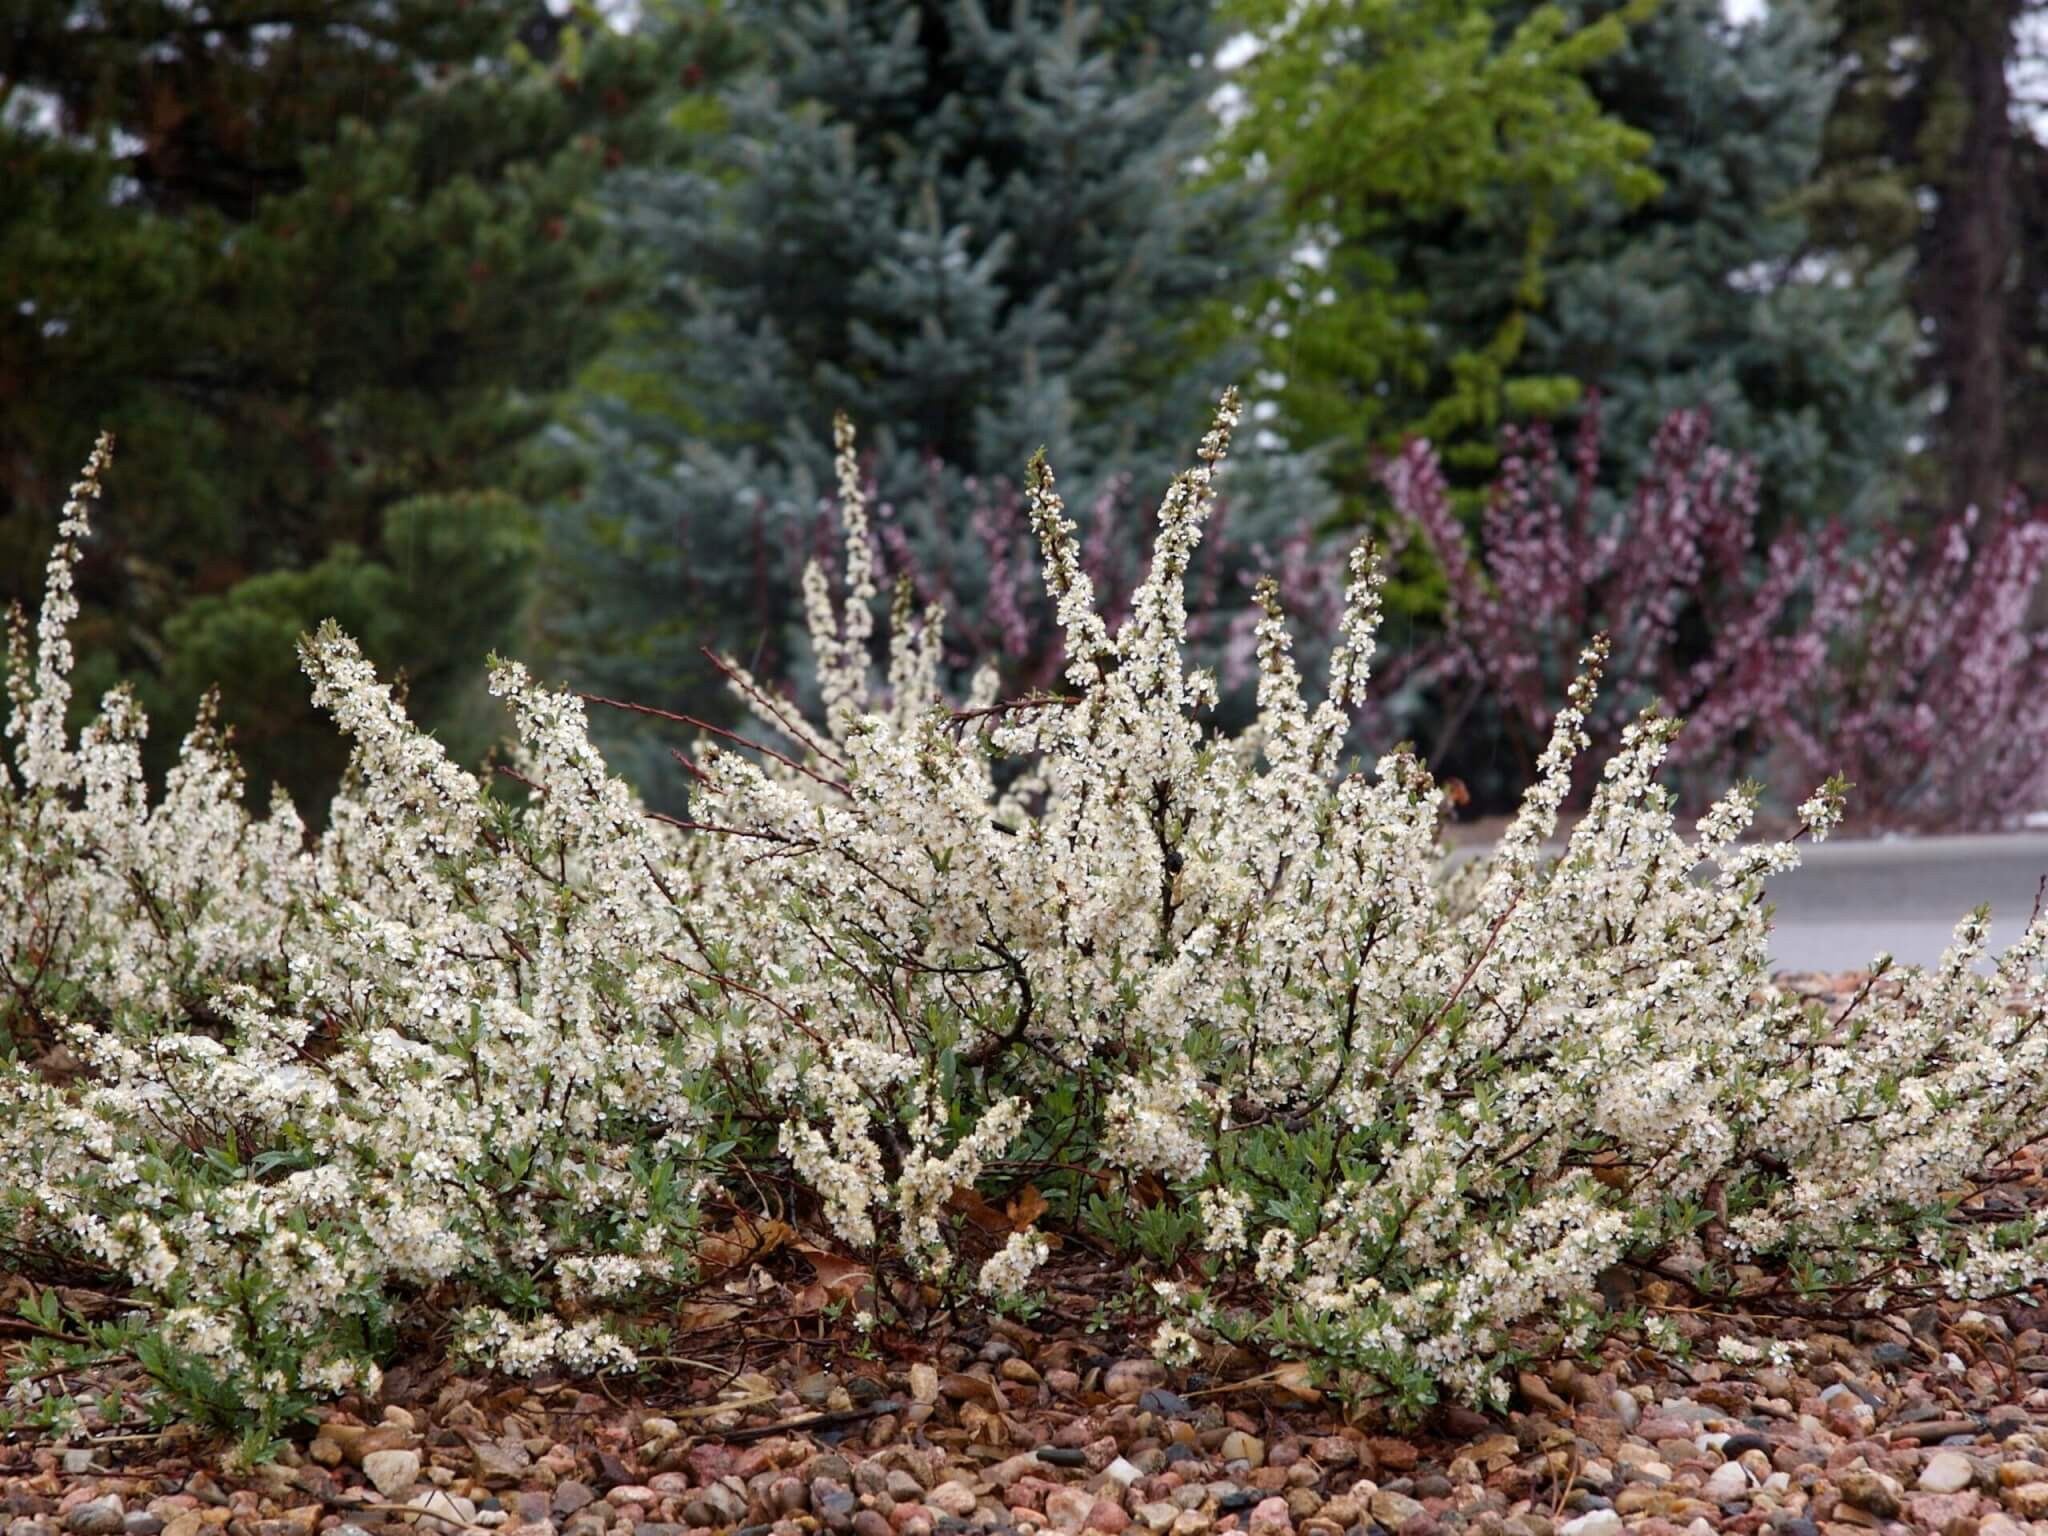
[1214,33,1263,71]
[2013,9,2048,128]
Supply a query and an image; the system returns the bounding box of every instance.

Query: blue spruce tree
[550,0,1330,785]
[1409,0,1922,524]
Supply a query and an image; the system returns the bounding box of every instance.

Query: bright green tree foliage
[1220,0,1660,496]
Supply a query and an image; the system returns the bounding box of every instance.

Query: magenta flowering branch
[1388,404,2048,829]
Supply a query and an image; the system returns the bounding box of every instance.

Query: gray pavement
[1761,831,2048,973]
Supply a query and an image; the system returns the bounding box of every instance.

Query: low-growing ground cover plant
[4,413,2048,1449]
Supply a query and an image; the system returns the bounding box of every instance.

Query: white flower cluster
[0,443,710,1416]
[6,409,2048,1421]
[977,1230,1050,1300]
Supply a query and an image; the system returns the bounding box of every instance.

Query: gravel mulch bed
[13,1307,2048,1536]
[9,974,2047,1536]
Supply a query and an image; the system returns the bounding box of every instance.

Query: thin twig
[580,693,851,798]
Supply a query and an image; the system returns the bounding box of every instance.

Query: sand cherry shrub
[6,414,2048,1433]
[0,439,712,1433]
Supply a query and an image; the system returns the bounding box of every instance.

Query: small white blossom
[1151,1321,1200,1368]
[977,1230,1050,1299]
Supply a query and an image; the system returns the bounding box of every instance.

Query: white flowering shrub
[0,439,710,1432]
[6,413,2048,1434]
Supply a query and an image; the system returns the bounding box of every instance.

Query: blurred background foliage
[3,0,2043,819]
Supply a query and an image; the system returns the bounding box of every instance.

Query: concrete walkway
[1762,832,2048,973]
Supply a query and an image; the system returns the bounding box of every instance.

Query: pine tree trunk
[1929,0,2022,514]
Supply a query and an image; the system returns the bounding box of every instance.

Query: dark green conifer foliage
[553,0,1330,785]
[0,0,734,808]
[1432,0,1923,526]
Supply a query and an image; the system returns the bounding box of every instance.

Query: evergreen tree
[551,0,1332,784]
[1808,0,2046,514]
[0,0,736,809]
[1418,0,1923,527]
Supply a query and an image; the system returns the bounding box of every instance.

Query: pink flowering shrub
[4,410,2048,1443]
[1772,496,2048,829]
[1390,404,2048,827]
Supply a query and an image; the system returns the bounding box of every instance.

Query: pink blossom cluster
[1388,402,2048,828]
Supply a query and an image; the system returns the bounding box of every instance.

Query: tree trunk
[1928,0,2021,515]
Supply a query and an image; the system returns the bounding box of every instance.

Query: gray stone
[64,1502,124,1536]
[362,1449,422,1500]
[1653,1398,1718,1424]
[925,1484,977,1521]
[516,1494,553,1524]
[1219,1434,1264,1470]
[807,1457,853,1487]
[1043,1490,1093,1533]
[810,1479,857,1534]
[1919,1451,1977,1494]
[553,1483,597,1519]
[1139,1391,1192,1419]
[681,1484,748,1530]
[1607,1391,1639,1432]
[1365,1492,1421,1530]
[1704,1462,1750,1502]
[795,1374,840,1410]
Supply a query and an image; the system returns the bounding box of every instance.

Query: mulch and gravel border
[10,974,2048,1536]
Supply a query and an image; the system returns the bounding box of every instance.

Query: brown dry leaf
[941,1371,1002,1409]
[722,1262,782,1299]
[1132,1172,1168,1208]
[674,1301,745,1332]
[791,1244,872,1315]
[958,1401,1009,1446]
[696,1214,796,1279]
[1005,1185,1049,1230]
[880,1272,928,1329]
[1586,1150,1630,1192]
[1268,1360,1321,1404]
[946,1184,1016,1237]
